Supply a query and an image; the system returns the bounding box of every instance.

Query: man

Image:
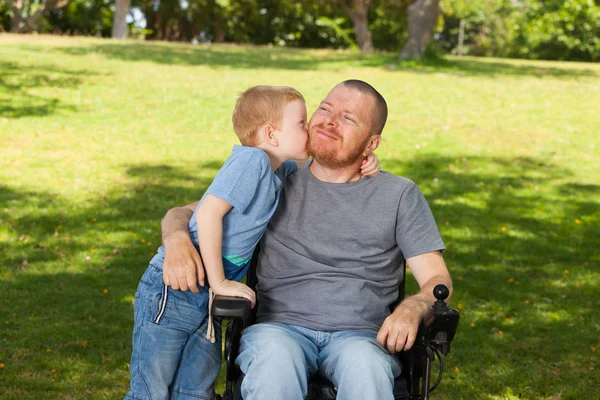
[160,80,452,400]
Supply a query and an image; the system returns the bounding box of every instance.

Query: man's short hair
[232,85,305,146]
[341,80,388,136]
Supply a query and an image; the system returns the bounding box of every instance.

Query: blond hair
[232,85,305,146]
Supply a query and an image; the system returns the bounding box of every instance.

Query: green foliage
[0,0,598,61]
[42,0,114,37]
[370,0,411,51]
[0,2,11,32]
[440,0,517,56]
[510,0,600,61]
[440,0,600,61]
[244,1,353,48]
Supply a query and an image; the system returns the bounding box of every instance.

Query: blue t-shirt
[150,145,297,281]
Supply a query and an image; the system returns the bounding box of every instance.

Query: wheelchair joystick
[418,284,459,356]
[433,284,450,309]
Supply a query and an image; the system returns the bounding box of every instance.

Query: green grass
[1,34,599,399]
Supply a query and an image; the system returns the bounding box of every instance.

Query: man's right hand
[163,234,205,293]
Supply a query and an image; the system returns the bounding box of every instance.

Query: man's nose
[324,111,338,126]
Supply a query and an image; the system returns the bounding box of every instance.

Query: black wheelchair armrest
[211,295,251,318]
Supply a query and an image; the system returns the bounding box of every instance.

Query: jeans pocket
[152,284,169,325]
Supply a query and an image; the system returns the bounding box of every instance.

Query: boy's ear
[362,134,381,156]
[261,124,279,147]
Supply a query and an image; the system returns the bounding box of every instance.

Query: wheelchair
[212,248,459,400]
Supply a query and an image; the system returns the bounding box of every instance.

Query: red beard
[308,124,369,169]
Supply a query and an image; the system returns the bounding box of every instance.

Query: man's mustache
[310,124,341,141]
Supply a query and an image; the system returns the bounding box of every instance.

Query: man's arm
[376,250,452,353]
[161,201,205,292]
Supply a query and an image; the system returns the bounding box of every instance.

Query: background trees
[1,0,598,61]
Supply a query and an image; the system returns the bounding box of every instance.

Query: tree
[112,0,131,39]
[10,0,70,33]
[439,0,515,57]
[43,0,114,37]
[400,0,440,59]
[336,0,375,52]
[510,0,600,62]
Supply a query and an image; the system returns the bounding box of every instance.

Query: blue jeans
[236,322,402,400]
[125,264,222,400]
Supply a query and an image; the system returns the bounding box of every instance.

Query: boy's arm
[161,202,204,293]
[291,153,379,175]
[361,152,380,177]
[196,195,256,306]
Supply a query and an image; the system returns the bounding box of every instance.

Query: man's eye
[344,116,356,123]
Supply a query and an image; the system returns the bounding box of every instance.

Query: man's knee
[236,323,314,400]
[328,336,401,386]
[328,339,400,400]
[341,340,392,372]
[238,323,309,373]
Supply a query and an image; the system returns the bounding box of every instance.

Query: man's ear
[363,134,381,156]
[259,124,279,147]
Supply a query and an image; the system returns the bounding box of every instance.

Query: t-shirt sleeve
[274,160,298,181]
[205,152,266,213]
[395,181,445,259]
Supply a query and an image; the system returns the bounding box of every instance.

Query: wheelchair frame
[212,248,459,400]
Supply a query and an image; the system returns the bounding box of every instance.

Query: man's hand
[163,234,205,292]
[212,279,256,308]
[377,251,452,353]
[376,298,427,353]
[160,202,204,292]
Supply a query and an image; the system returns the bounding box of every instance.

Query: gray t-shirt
[255,165,445,334]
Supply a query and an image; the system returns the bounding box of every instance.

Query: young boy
[125,86,379,400]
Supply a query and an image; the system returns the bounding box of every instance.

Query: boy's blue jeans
[236,322,402,400]
[125,264,222,400]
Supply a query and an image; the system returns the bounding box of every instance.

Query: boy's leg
[236,322,319,400]
[318,331,402,400]
[170,301,222,399]
[125,265,207,400]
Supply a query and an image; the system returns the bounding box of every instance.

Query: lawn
[0,34,598,400]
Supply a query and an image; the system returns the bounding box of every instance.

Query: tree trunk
[214,21,225,43]
[457,19,465,56]
[12,0,71,33]
[10,0,23,33]
[112,0,131,39]
[338,0,374,53]
[400,0,440,59]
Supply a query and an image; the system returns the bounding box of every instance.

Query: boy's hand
[163,235,205,293]
[212,279,256,308]
[361,153,380,177]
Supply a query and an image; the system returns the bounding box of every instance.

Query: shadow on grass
[34,41,600,79]
[0,161,221,398]
[0,155,598,398]
[386,155,599,398]
[385,57,600,79]
[0,61,91,118]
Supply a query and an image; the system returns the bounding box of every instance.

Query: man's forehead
[321,85,373,112]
